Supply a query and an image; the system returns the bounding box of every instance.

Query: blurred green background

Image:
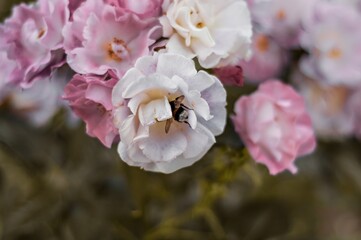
[1,1,361,239]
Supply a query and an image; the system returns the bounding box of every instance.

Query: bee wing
[165,118,173,133]
[181,104,192,110]
[174,95,185,108]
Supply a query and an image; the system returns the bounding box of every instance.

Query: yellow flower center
[276,9,286,21]
[256,34,270,53]
[328,47,342,59]
[106,38,130,62]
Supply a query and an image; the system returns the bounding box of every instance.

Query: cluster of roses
[242,0,361,140]
[234,0,361,174]
[7,0,359,175]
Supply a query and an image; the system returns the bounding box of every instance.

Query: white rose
[112,53,227,173]
[160,0,252,68]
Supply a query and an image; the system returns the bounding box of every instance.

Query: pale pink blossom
[293,69,355,139]
[63,72,119,148]
[160,0,252,68]
[240,32,286,83]
[9,67,70,127]
[112,53,227,173]
[0,0,69,88]
[63,0,160,77]
[251,0,317,47]
[68,0,163,19]
[105,0,163,19]
[300,1,361,86]
[232,80,316,175]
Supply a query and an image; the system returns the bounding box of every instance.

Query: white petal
[134,55,158,75]
[134,123,149,142]
[198,77,227,135]
[187,70,215,92]
[113,106,131,128]
[112,68,143,105]
[159,15,174,37]
[119,115,138,145]
[165,34,197,61]
[198,102,227,136]
[157,52,197,79]
[214,1,251,33]
[188,110,197,129]
[191,38,214,60]
[141,123,215,173]
[127,92,151,115]
[187,90,212,121]
[122,73,178,99]
[200,76,226,104]
[138,97,172,126]
[138,122,187,162]
[118,142,151,165]
[183,123,215,159]
[197,52,222,69]
[170,75,189,95]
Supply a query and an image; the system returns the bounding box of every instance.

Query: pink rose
[292,69,355,139]
[63,73,119,148]
[0,0,69,88]
[232,80,316,175]
[250,0,317,47]
[63,0,161,77]
[68,0,163,19]
[9,67,71,127]
[300,1,361,86]
[105,0,163,19]
[240,33,286,83]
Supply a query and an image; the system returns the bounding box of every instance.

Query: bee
[165,95,192,133]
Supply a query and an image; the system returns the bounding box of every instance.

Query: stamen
[37,28,46,39]
[196,22,205,28]
[276,9,286,21]
[328,47,342,59]
[106,37,130,62]
[256,34,269,52]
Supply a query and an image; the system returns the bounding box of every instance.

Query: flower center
[275,9,286,21]
[327,47,342,59]
[170,3,215,47]
[189,8,204,29]
[106,38,130,62]
[256,34,269,53]
[37,28,46,39]
[96,103,107,114]
[196,22,205,28]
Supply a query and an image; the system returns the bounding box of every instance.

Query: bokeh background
[1,1,361,240]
